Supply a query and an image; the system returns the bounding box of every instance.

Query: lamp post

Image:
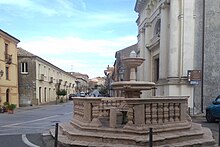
[104,65,113,97]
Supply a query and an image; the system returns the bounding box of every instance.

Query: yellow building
[0,29,20,107]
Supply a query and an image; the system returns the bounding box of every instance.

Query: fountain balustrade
[72,96,190,132]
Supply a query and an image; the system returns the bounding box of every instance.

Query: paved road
[192,115,220,146]
[0,101,73,147]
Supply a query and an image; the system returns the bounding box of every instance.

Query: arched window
[154,19,161,37]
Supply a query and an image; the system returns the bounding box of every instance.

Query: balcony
[39,74,44,81]
[49,77,53,83]
[5,53,12,64]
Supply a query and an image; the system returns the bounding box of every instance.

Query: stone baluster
[90,101,102,127]
[158,103,163,124]
[79,101,84,118]
[174,103,180,122]
[152,103,158,124]
[73,101,77,114]
[145,103,151,124]
[163,103,169,123]
[169,103,175,122]
[126,105,134,125]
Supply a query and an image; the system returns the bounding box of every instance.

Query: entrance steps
[50,122,215,147]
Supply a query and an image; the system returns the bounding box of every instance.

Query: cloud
[18,35,137,78]
[18,36,137,57]
[0,0,86,17]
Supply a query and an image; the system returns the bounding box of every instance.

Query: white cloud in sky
[18,35,137,78]
[0,0,86,17]
[19,36,136,56]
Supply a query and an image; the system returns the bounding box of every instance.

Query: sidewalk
[15,100,69,112]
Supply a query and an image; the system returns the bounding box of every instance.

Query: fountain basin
[111,81,155,91]
[122,57,145,68]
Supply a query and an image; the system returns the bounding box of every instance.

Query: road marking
[64,112,73,115]
[22,134,40,147]
[1,112,72,127]
[2,115,58,127]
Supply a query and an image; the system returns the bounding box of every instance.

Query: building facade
[69,72,89,94]
[135,0,220,113]
[18,48,76,106]
[112,44,138,97]
[0,29,20,107]
[194,0,220,113]
[135,0,195,110]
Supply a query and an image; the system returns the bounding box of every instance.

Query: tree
[56,89,67,103]
[99,85,108,96]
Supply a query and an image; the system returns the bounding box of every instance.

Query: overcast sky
[0,0,138,78]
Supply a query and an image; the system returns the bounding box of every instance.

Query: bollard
[219,122,220,146]
[149,128,153,147]
[54,123,59,147]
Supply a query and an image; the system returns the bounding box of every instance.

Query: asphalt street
[192,115,220,146]
[0,101,73,147]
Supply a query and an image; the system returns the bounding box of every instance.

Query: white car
[80,92,85,97]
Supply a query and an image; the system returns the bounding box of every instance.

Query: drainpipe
[178,0,184,81]
[201,0,205,113]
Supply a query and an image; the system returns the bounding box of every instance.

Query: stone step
[50,122,215,147]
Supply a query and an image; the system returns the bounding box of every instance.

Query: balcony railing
[5,53,12,64]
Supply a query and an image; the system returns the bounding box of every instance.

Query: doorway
[6,88,9,103]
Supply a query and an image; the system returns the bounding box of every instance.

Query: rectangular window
[6,66,9,80]
[21,62,28,74]
[5,43,8,54]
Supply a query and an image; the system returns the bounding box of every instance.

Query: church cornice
[135,0,149,13]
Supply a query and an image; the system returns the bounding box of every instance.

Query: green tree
[56,89,67,103]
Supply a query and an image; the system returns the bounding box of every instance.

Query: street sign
[187,70,201,85]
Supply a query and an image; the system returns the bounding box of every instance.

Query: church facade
[135,0,220,113]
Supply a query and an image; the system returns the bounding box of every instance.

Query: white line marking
[2,115,58,127]
[64,112,73,115]
[1,112,72,127]
[22,134,40,147]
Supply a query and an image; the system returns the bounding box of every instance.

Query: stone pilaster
[144,22,152,82]
[159,2,169,79]
[138,27,145,81]
[168,0,180,78]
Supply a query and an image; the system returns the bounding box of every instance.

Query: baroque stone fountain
[111,50,155,98]
[51,51,215,146]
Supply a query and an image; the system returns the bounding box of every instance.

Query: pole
[54,123,58,147]
[149,128,153,147]
[201,0,205,113]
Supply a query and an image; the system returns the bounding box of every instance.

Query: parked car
[69,94,76,100]
[80,92,85,97]
[206,95,220,122]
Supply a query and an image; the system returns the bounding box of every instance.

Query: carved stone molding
[144,22,152,28]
